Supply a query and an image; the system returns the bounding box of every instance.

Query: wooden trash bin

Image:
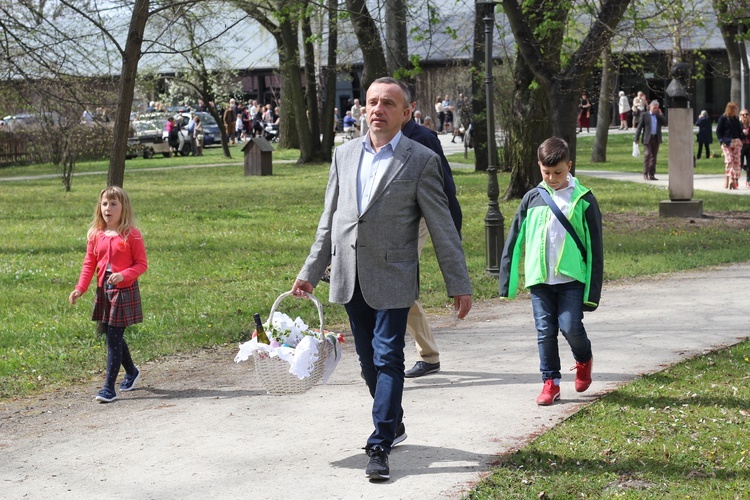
[242,137,274,176]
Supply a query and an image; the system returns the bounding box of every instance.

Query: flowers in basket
[234,311,344,381]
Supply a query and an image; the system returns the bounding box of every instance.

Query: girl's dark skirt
[91,281,143,328]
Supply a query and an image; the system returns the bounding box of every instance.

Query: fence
[0,132,33,166]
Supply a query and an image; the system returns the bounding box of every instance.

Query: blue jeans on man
[530,281,592,381]
[344,279,409,453]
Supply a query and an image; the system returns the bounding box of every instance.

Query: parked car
[2,112,60,131]
[127,120,171,159]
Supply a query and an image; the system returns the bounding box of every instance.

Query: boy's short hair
[537,137,570,166]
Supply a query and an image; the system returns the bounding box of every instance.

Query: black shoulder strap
[537,186,587,263]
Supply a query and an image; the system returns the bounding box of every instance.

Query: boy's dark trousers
[530,281,592,381]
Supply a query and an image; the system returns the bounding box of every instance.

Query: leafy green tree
[235,0,330,162]
[499,0,632,197]
[0,0,240,187]
[141,6,248,158]
[712,0,750,104]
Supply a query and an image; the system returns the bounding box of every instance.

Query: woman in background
[716,102,742,190]
[695,110,713,160]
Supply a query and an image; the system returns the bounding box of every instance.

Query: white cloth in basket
[234,310,341,381]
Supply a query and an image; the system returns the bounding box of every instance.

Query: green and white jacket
[499,178,603,311]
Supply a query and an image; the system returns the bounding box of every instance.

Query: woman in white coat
[618,91,630,130]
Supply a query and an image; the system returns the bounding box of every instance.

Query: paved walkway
[1,262,748,499]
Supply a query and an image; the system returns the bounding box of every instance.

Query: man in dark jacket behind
[399,97,463,379]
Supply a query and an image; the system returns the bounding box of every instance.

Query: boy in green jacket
[499,137,603,405]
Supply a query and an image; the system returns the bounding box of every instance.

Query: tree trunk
[319,0,338,161]
[740,30,750,108]
[547,81,581,174]
[385,0,408,76]
[471,3,488,172]
[592,47,614,163]
[207,100,231,158]
[278,16,314,162]
[108,0,150,188]
[500,0,632,192]
[713,0,743,104]
[503,52,549,199]
[345,0,388,90]
[301,10,322,157]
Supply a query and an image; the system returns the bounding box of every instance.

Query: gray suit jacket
[298,135,472,310]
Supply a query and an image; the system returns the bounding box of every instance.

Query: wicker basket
[252,291,333,395]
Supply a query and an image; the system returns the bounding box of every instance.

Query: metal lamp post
[477,0,504,276]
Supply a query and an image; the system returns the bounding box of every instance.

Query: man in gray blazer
[634,100,667,180]
[292,77,472,481]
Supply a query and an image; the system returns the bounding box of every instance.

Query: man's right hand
[291,279,314,299]
[453,294,472,319]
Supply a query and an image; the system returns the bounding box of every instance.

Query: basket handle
[267,291,324,333]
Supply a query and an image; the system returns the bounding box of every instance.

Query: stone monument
[660,62,703,218]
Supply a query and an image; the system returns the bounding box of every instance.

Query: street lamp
[477,0,504,276]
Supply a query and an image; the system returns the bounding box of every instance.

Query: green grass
[466,342,750,499]
[575,133,726,176]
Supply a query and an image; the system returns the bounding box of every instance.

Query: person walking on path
[351,99,362,137]
[631,91,646,129]
[577,91,592,133]
[223,100,236,145]
[499,137,603,406]
[193,115,204,156]
[69,187,148,404]
[434,96,445,133]
[716,101,743,190]
[740,109,750,188]
[400,93,463,379]
[634,100,667,181]
[617,91,630,130]
[695,110,713,159]
[290,77,472,482]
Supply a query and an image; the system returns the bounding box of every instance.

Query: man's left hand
[453,295,472,319]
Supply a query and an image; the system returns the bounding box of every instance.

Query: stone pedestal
[659,199,703,218]
[667,108,694,201]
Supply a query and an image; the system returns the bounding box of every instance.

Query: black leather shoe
[404,361,440,378]
[649,176,658,181]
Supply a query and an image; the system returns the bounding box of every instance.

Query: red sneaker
[573,357,593,392]
[536,379,561,406]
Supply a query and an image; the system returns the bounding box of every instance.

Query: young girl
[235,108,244,142]
[69,187,148,403]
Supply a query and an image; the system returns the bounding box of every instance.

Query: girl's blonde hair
[87,186,136,240]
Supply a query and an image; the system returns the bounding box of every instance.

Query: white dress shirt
[357,131,402,214]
